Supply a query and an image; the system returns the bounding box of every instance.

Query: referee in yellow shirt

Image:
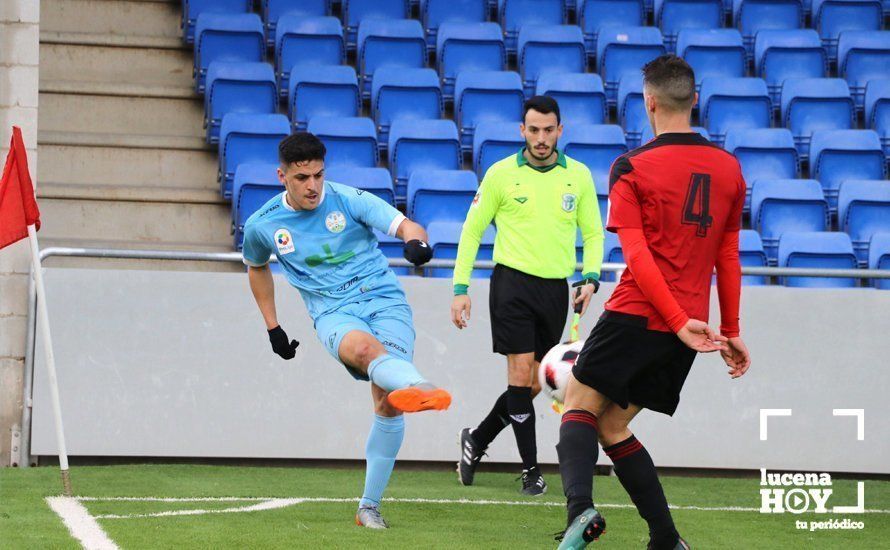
[453,96,604,495]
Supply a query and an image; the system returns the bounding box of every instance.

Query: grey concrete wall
[0,0,39,467]
[31,269,890,474]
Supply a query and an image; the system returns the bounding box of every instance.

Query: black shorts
[572,311,698,416]
[489,264,569,362]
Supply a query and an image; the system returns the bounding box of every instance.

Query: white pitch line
[46,497,120,550]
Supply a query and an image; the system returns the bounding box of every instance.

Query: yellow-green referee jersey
[453,147,604,294]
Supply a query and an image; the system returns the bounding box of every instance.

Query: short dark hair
[523,95,561,125]
[642,54,696,112]
[279,132,326,166]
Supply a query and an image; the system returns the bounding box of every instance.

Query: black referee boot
[519,466,547,496]
[457,428,486,486]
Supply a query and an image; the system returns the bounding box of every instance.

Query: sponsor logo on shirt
[325,211,347,233]
[562,193,577,212]
[275,229,295,255]
[305,244,355,267]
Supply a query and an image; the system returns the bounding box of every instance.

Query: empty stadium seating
[739,229,769,285]
[325,166,397,205]
[232,163,282,248]
[357,19,426,99]
[778,231,859,287]
[869,232,890,288]
[308,116,379,168]
[422,0,488,50]
[639,126,710,144]
[288,65,360,133]
[655,0,724,52]
[407,169,478,227]
[754,30,827,107]
[781,78,855,158]
[617,74,646,147]
[372,67,443,147]
[473,121,526,177]
[374,229,412,275]
[182,0,252,45]
[536,73,607,126]
[455,71,525,150]
[676,29,747,89]
[194,13,265,94]
[809,129,886,211]
[596,27,666,104]
[219,113,290,199]
[344,0,410,49]
[724,128,799,212]
[865,79,890,154]
[518,25,587,95]
[275,16,345,98]
[699,77,772,146]
[837,31,890,110]
[837,179,890,263]
[734,0,804,55]
[811,0,883,63]
[436,22,506,101]
[501,0,566,54]
[751,179,830,261]
[578,0,645,56]
[560,124,627,219]
[262,0,329,47]
[204,62,277,144]
[388,119,462,199]
[426,221,496,278]
[599,231,624,281]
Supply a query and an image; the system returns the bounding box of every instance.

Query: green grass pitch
[2,464,888,549]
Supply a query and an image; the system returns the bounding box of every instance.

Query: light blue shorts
[313,296,415,381]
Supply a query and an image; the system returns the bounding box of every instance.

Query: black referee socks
[557,409,599,526]
[506,385,537,470]
[472,390,510,449]
[603,435,679,550]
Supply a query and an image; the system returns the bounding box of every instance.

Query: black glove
[268,326,299,359]
[403,239,433,266]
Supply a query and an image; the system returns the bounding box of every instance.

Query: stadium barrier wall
[28,256,889,474]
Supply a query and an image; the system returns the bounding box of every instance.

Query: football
[538,340,584,404]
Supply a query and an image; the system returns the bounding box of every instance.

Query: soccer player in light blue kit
[242,133,452,529]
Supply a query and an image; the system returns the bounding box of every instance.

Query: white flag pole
[26,223,72,496]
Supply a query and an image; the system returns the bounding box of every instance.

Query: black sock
[472,391,509,449]
[604,435,678,549]
[506,385,537,470]
[557,409,600,527]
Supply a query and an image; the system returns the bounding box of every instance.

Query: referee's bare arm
[450,171,502,329]
[574,168,606,315]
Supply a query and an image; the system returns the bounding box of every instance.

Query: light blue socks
[367,354,426,392]
[359,414,405,509]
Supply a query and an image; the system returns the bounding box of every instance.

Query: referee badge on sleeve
[562,193,577,212]
[471,189,482,208]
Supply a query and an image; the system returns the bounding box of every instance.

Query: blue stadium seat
[307,116,379,169]
[388,119,462,201]
[407,169,478,227]
[288,65,360,133]
[263,0,329,48]
[536,73,607,126]
[676,29,747,90]
[182,0,251,45]
[733,0,804,56]
[599,231,624,282]
[455,71,524,151]
[724,128,799,213]
[501,0,566,54]
[426,221,496,278]
[837,31,890,111]
[617,74,646,147]
[559,124,627,219]
[344,0,410,50]
[809,129,885,211]
[654,0,724,53]
[751,179,829,261]
[275,16,345,99]
[232,163,282,249]
[357,19,427,100]
[204,62,277,145]
[781,78,854,159]
[739,229,769,285]
[372,67,443,148]
[868,232,890,289]
[517,26,586,95]
[325,166,396,205]
[811,0,883,63]
[219,114,290,200]
[596,27,667,105]
[578,0,645,58]
[754,30,826,108]
[639,125,710,143]
[777,231,859,287]
[473,121,526,177]
[193,13,265,94]
[865,79,890,154]
[838,179,890,264]
[422,0,488,51]
[374,229,412,275]
[436,23,506,101]
[698,77,771,147]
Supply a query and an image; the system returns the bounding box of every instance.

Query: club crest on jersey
[562,193,577,212]
[275,229,295,254]
[325,211,347,233]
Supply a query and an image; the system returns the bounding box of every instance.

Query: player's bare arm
[247,264,298,359]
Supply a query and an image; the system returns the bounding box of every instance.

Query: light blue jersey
[242,181,407,321]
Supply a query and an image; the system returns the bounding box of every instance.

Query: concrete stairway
[37,0,240,271]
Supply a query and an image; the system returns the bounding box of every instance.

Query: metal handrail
[18,246,890,467]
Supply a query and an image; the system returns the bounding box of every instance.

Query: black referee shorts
[489,264,569,362]
[572,311,698,416]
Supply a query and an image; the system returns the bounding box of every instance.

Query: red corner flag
[0,126,41,250]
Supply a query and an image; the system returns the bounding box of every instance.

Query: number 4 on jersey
[683,173,713,237]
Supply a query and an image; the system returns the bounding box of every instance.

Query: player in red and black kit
[555,56,752,550]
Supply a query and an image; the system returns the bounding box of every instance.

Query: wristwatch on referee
[572,275,600,294]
